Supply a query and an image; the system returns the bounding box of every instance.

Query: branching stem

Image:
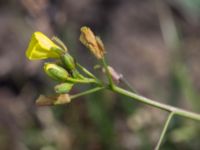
[102,58,114,89]
[67,77,98,84]
[70,86,105,99]
[155,112,174,150]
[77,63,96,79]
[112,85,200,121]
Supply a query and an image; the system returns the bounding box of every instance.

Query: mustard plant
[25,26,200,150]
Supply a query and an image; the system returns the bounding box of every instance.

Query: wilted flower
[80,26,105,59]
[44,63,69,81]
[36,94,71,106]
[26,32,64,60]
[107,66,123,83]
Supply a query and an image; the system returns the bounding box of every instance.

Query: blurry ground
[0,0,200,150]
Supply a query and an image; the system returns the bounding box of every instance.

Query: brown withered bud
[36,94,71,106]
[80,26,105,59]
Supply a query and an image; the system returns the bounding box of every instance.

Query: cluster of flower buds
[26,27,104,106]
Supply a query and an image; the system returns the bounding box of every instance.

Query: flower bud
[54,83,73,94]
[61,53,76,70]
[26,32,64,60]
[44,63,69,81]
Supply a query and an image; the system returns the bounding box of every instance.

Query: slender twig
[112,85,200,121]
[155,112,174,150]
[102,58,114,89]
[76,63,104,86]
[77,63,96,79]
[67,77,98,84]
[70,86,105,99]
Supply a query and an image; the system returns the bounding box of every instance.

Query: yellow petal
[26,32,63,60]
[34,32,58,50]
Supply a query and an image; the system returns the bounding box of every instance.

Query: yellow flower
[80,26,105,59]
[26,32,64,60]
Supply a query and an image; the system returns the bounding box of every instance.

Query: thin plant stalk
[102,58,114,89]
[112,85,200,121]
[77,63,96,79]
[67,77,98,84]
[70,86,105,99]
[155,112,174,150]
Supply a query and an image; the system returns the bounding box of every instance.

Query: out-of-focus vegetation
[0,0,200,149]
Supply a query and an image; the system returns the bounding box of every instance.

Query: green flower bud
[44,63,69,81]
[61,53,76,70]
[54,83,73,94]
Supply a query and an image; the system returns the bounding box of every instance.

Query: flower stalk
[112,85,200,121]
[155,112,174,150]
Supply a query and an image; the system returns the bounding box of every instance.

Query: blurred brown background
[0,0,200,149]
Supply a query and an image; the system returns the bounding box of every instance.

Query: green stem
[155,112,174,150]
[102,58,114,89]
[70,87,105,99]
[76,63,103,86]
[112,86,200,121]
[67,77,98,84]
[77,63,96,79]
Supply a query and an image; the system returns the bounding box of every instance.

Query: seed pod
[44,63,69,81]
[54,83,73,94]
